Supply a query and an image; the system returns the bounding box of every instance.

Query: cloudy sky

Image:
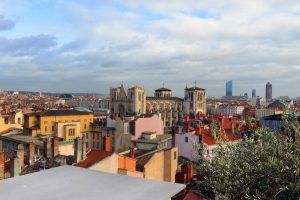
[0,0,300,97]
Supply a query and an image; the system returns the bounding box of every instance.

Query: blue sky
[0,0,300,97]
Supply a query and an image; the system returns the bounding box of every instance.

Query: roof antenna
[194,80,197,87]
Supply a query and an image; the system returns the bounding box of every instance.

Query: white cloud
[0,1,299,97]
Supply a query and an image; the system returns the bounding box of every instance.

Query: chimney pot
[0,152,5,180]
[51,137,59,158]
[105,135,111,152]
[129,147,135,158]
[29,142,35,164]
[74,137,83,163]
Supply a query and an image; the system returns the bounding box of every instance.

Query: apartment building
[23,109,94,141]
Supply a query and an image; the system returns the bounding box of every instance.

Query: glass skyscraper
[226,80,233,96]
[252,89,256,98]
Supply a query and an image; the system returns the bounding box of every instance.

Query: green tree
[196,127,300,200]
[245,116,257,131]
[280,112,300,142]
[210,120,220,139]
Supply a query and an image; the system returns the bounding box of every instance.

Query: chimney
[0,140,3,151]
[187,163,192,182]
[43,139,51,159]
[0,152,4,180]
[82,136,87,160]
[129,147,135,158]
[195,127,201,135]
[51,137,59,158]
[10,158,21,177]
[74,137,83,163]
[10,145,24,178]
[105,135,111,152]
[28,142,35,164]
[17,144,24,168]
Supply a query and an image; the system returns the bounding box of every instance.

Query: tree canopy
[196,118,300,200]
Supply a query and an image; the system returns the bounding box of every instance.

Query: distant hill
[6,91,106,97]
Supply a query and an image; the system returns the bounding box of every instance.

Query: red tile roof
[74,149,112,168]
[201,131,241,146]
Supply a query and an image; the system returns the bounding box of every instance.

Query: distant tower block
[252,89,256,98]
[265,82,272,100]
[226,80,233,97]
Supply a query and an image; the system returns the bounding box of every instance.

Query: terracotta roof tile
[74,150,112,168]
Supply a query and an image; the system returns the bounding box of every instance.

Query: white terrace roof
[0,166,185,200]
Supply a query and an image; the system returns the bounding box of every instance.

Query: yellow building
[0,114,23,133]
[23,110,94,141]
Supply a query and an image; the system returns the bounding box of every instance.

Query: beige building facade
[110,84,146,115]
[23,110,93,140]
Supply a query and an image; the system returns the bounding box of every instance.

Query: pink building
[129,114,164,139]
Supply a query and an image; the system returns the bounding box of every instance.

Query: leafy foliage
[210,120,220,139]
[280,112,300,142]
[196,126,300,200]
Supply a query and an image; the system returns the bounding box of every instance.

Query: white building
[216,105,245,115]
[255,109,275,119]
[175,132,201,161]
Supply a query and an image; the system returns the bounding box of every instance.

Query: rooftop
[146,96,183,101]
[24,109,93,117]
[155,87,172,92]
[201,131,242,146]
[0,134,44,147]
[132,134,172,144]
[134,148,174,167]
[185,87,205,91]
[121,149,152,158]
[74,149,112,168]
[0,166,185,200]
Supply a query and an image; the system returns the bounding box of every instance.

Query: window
[69,128,75,136]
[86,134,89,139]
[185,137,188,143]
[44,121,48,124]
[45,126,47,132]
[52,126,54,131]
[84,124,87,129]
[174,151,177,160]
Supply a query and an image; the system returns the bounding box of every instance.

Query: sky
[0,0,300,98]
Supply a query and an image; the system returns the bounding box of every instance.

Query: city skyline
[0,1,300,97]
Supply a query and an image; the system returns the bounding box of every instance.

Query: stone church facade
[109,85,206,127]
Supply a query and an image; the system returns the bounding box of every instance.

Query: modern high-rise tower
[252,89,256,98]
[226,80,233,97]
[266,82,272,100]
